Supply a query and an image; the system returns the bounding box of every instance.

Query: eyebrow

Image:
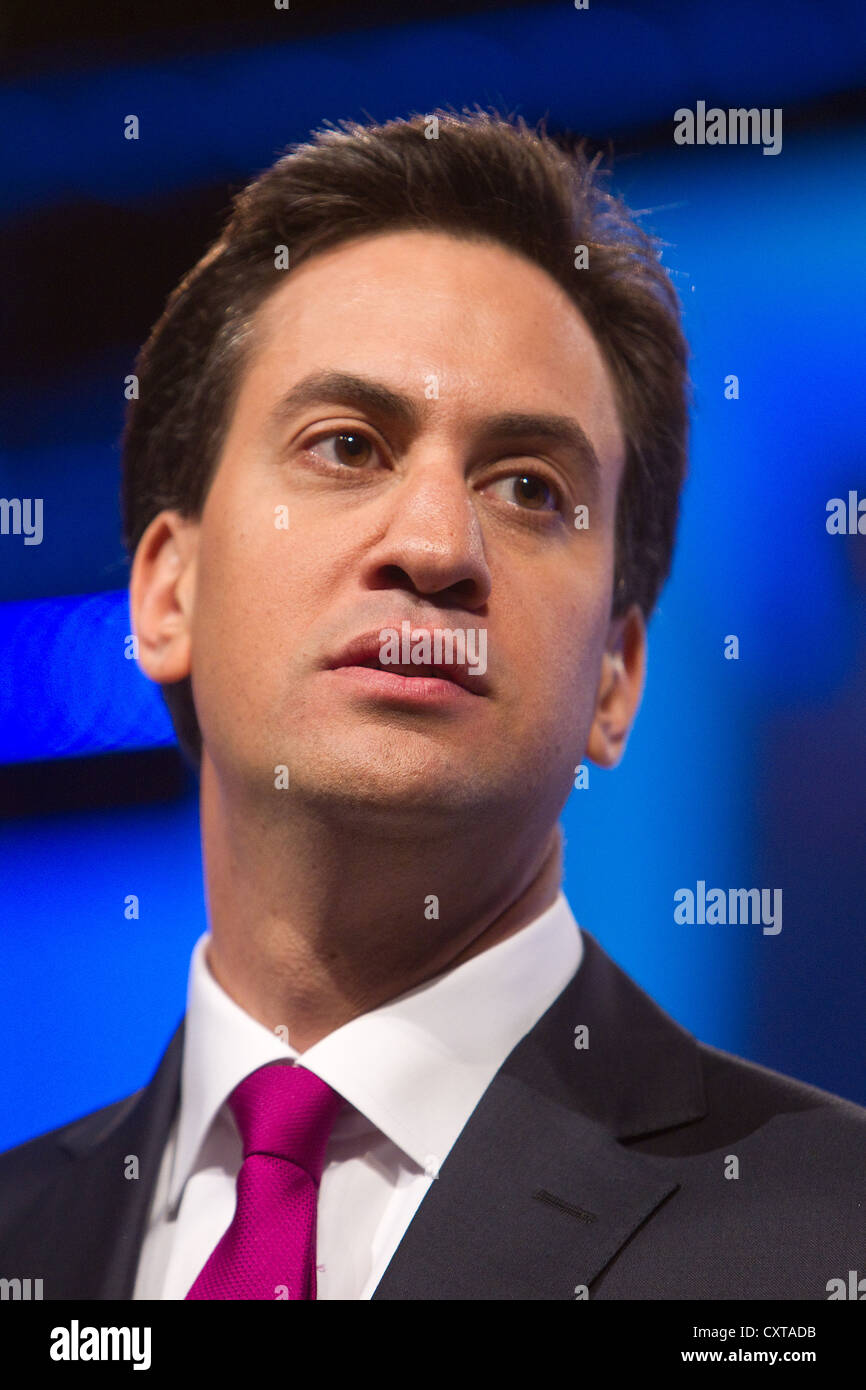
[268,369,603,491]
[269,370,418,433]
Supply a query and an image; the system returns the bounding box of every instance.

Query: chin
[283,757,498,826]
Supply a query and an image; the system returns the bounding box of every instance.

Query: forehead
[241,228,626,473]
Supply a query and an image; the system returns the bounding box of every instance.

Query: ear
[585,603,647,769]
[129,511,199,686]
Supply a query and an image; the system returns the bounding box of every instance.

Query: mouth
[324,628,491,700]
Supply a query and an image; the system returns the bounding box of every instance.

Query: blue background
[1,0,864,1149]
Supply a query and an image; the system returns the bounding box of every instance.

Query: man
[1,108,863,1301]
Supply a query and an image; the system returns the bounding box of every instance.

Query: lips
[325,627,490,697]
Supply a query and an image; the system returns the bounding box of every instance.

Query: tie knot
[227,1062,343,1186]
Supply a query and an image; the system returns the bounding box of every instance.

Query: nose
[360,451,492,608]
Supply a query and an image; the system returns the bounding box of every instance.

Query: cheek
[194,508,331,684]
[522,594,607,726]
[192,524,275,689]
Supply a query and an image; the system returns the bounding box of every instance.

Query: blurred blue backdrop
[1,0,864,1149]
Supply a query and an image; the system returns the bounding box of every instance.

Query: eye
[485,472,562,513]
[306,430,380,468]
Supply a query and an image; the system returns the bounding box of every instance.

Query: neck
[200,756,564,1051]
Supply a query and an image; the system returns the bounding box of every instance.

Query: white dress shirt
[133,890,583,1300]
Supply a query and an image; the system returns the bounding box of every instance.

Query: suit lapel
[370,1070,680,1299]
[372,930,706,1299]
[2,1020,184,1299]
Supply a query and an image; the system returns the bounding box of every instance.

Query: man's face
[159,229,637,831]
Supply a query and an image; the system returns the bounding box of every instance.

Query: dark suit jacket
[1,929,864,1299]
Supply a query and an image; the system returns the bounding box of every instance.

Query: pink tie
[185,1062,343,1300]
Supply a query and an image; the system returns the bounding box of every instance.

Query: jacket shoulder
[699,1038,866,1125]
[634,1032,866,1161]
[0,1089,143,1228]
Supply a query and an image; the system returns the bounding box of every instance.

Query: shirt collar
[169,891,582,1210]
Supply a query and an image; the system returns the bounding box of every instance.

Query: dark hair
[122,106,691,770]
